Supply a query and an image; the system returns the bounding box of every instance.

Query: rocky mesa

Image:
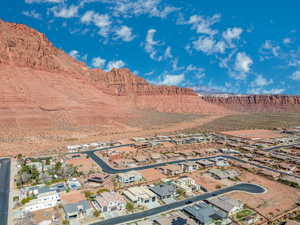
[201,95,300,112]
[0,19,230,131]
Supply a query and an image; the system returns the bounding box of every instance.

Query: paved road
[0,158,11,225]
[263,143,300,152]
[89,183,265,225]
[86,151,300,179]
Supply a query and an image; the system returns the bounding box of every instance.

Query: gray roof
[149,183,176,198]
[208,196,243,213]
[183,202,227,225]
[64,200,91,215]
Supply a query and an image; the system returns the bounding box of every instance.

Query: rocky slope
[0,19,229,130]
[201,95,300,112]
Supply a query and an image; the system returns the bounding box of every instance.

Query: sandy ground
[225,171,300,219]
[0,114,224,157]
[221,129,285,140]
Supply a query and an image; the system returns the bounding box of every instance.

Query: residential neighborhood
[1,129,299,225]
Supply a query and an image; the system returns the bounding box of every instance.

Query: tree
[93,210,100,217]
[126,202,134,212]
[62,220,70,225]
[176,188,186,197]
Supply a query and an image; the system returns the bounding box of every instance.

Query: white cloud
[160,74,185,86]
[80,10,94,23]
[248,88,285,95]
[144,29,163,61]
[260,40,280,58]
[283,38,292,44]
[80,11,111,37]
[25,0,63,3]
[69,50,87,61]
[186,64,206,79]
[69,50,80,59]
[111,0,179,18]
[192,36,226,55]
[229,52,253,80]
[164,46,173,59]
[290,70,300,81]
[235,52,252,73]
[251,75,273,87]
[92,57,106,68]
[107,60,125,71]
[115,26,135,42]
[182,14,220,35]
[22,10,42,19]
[222,27,243,43]
[265,88,285,94]
[51,5,79,18]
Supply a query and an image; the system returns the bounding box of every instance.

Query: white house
[123,186,157,206]
[24,191,60,212]
[118,171,143,184]
[95,191,126,213]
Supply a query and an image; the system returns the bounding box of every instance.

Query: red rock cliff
[201,95,300,112]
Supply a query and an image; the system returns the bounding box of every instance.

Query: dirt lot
[139,168,167,182]
[221,129,285,140]
[189,172,229,192]
[0,114,223,157]
[186,113,300,132]
[66,155,101,174]
[225,171,300,219]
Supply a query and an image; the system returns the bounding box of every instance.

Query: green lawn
[236,209,253,220]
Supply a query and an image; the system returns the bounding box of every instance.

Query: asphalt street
[0,158,11,225]
[86,151,300,179]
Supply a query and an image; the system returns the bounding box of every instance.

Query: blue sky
[2,0,300,94]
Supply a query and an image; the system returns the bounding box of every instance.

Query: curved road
[89,183,265,225]
[86,151,300,179]
[0,158,10,225]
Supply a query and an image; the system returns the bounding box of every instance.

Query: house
[150,153,162,161]
[123,186,157,206]
[63,200,93,220]
[257,169,280,180]
[117,171,143,184]
[133,154,149,163]
[174,177,201,196]
[67,178,81,190]
[197,160,215,168]
[278,162,297,171]
[149,183,177,200]
[183,202,230,225]
[181,162,199,173]
[95,191,126,213]
[207,196,243,216]
[24,190,60,212]
[208,169,239,180]
[160,164,183,176]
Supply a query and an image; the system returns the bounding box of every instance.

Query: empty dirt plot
[221,129,284,140]
[225,171,300,219]
[188,113,300,132]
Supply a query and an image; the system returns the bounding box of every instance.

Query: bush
[94,210,100,217]
[126,202,134,212]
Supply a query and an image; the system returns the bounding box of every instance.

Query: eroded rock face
[90,68,196,96]
[201,95,300,112]
[0,19,230,130]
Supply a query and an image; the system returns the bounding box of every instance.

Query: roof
[63,200,91,215]
[124,186,156,200]
[208,196,243,213]
[183,202,227,224]
[149,183,176,198]
[96,191,125,207]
